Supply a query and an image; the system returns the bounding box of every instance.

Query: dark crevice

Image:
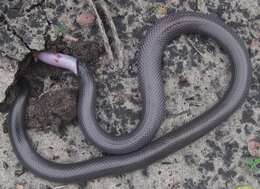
[0,12,5,26]
[0,12,32,51]
[40,6,52,45]
[0,50,77,132]
[9,26,33,51]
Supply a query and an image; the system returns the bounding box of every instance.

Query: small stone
[15,184,24,189]
[76,12,96,27]
[248,138,260,157]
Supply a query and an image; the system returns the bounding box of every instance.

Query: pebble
[15,184,24,189]
[76,12,96,27]
[248,138,260,157]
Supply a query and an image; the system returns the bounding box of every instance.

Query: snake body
[9,12,251,183]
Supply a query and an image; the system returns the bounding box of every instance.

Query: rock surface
[0,0,259,188]
[0,56,17,103]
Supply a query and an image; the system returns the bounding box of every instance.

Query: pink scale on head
[35,52,78,75]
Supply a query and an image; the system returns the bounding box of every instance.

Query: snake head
[34,52,78,75]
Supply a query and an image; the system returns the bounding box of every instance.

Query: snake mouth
[34,51,78,75]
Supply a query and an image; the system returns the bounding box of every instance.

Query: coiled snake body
[9,12,251,183]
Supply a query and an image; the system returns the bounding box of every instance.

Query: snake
[8,12,251,183]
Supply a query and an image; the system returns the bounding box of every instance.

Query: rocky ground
[0,0,259,188]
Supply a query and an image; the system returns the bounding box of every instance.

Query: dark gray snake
[8,12,251,183]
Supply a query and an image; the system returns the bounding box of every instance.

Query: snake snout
[34,52,78,75]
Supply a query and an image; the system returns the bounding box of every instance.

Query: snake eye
[34,52,78,75]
